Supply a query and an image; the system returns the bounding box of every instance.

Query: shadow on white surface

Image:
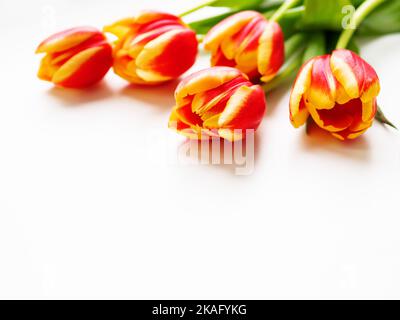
[46,81,114,107]
[119,79,180,110]
[264,83,291,118]
[300,121,371,162]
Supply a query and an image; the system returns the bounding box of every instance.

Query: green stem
[282,5,305,20]
[262,32,324,92]
[270,0,302,22]
[336,0,387,49]
[263,53,304,92]
[264,5,305,20]
[179,0,218,18]
[285,33,308,58]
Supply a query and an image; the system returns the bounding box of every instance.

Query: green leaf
[285,33,309,58]
[188,12,234,34]
[351,0,365,6]
[186,0,286,34]
[180,0,270,18]
[375,106,397,129]
[303,32,327,61]
[301,0,353,30]
[276,6,305,38]
[358,0,400,35]
[208,0,265,10]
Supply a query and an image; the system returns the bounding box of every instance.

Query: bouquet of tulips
[35,0,399,142]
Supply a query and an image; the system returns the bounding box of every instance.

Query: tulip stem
[262,50,304,92]
[285,33,309,58]
[179,0,219,18]
[270,0,302,22]
[263,6,305,24]
[336,0,387,49]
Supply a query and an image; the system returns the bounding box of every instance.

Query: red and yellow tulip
[36,27,113,88]
[168,67,266,141]
[290,49,380,140]
[104,11,198,85]
[204,11,284,83]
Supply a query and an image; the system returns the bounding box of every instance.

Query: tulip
[104,11,198,85]
[36,27,113,88]
[289,49,380,140]
[168,67,266,141]
[204,11,284,83]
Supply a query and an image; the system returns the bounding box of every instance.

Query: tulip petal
[235,17,265,56]
[218,129,243,142]
[218,85,266,129]
[330,49,362,100]
[331,50,380,103]
[136,28,197,79]
[289,59,314,128]
[103,18,138,39]
[307,101,353,132]
[204,11,260,54]
[258,21,284,82]
[36,27,100,54]
[130,25,182,50]
[135,69,173,83]
[175,67,244,106]
[233,19,265,72]
[113,54,147,84]
[335,81,352,105]
[136,10,180,25]
[169,108,213,140]
[202,114,221,129]
[105,12,180,39]
[307,98,367,133]
[306,55,337,110]
[211,49,236,68]
[347,128,370,139]
[360,61,380,103]
[191,77,249,116]
[52,45,112,87]
[175,103,204,127]
[221,34,240,61]
[362,99,377,122]
[332,127,370,140]
[168,109,191,131]
[349,119,373,132]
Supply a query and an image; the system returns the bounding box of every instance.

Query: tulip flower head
[290,49,380,140]
[168,67,266,141]
[204,11,284,83]
[36,27,113,88]
[104,11,198,85]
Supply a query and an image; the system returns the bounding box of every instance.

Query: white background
[0,0,399,299]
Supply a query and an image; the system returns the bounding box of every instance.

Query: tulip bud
[104,11,198,85]
[168,67,266,141]
[204,11,284,83]
[36,27,113,88]
[290,49,380,140]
